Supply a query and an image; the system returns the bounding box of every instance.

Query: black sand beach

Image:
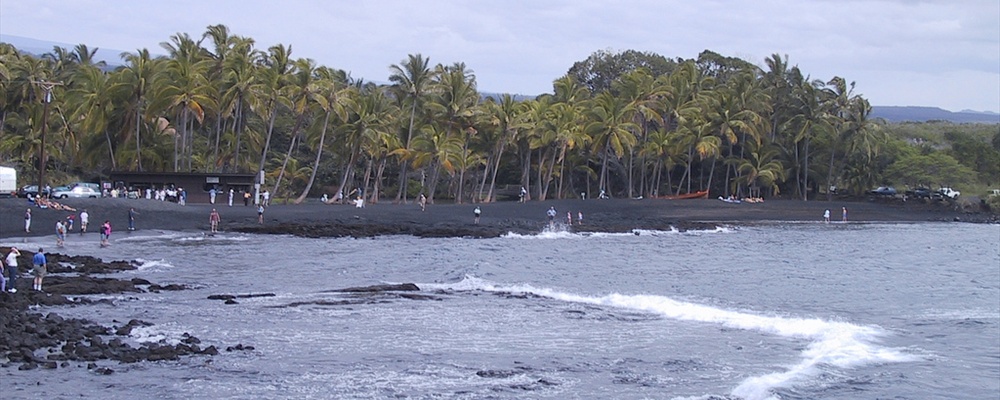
[0,196,993,241]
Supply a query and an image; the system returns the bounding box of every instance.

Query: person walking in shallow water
[210,209,221,233]
[80,209,89,234]
[128,208,138,231]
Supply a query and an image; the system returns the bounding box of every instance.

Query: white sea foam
[424,276,916,400]
[134,258,176,272]
[501,225,732,239]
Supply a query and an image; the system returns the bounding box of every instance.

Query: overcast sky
[2,0,998,112]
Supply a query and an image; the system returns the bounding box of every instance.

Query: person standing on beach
[6,247,20,293]
[228,189,234,207]
[66,215,75,232]
[577,211,584,225]
[547,206,557,227]
[0,255,6,293]
[80,209,89,234]
[128,208,138,231]
[567,211,572,225]
[418,193,427,211]
[209,188,217,204]
[257,204,265,224]
[210,209,221,233]
[55,220,66,247]
[842,207,848,222]
[823,209,831,223]
[31,248,46,292]
[262,190,270,207]
[519,187,527,203]
[474,206,481,224]
[100,221,112,247]
[24,208,31,233]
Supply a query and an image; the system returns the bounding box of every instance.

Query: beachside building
[108,171,257,204]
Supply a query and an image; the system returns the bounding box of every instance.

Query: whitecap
[424,276,916,400]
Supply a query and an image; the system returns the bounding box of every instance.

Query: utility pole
[33,80,62,196]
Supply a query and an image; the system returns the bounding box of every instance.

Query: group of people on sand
[30,196,77,211]
[0,246,48,293]
[823,207,849,223]
[32,207,115,248]
[546,206,584,227]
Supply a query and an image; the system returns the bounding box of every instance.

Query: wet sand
[1,196,990,240]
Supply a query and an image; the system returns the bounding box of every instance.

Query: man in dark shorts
[32,248,47,292]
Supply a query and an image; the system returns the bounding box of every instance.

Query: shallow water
[2,222,998,399]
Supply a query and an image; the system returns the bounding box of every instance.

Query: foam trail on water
[134,259,176,272]
[424,276,915,400]
[501,226,732,239]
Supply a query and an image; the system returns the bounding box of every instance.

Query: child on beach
[100,221,112,247]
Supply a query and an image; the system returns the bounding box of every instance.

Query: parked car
[17,185,50,198]
[938,187,960,199]
[52,186,101,198]
[907,187,933,198]
[869,186,897,196]
[68,182,101,192]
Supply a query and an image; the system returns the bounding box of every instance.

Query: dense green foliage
[1,25,997,204]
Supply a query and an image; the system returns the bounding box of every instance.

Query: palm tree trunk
[135,105,142,171]
[427,160,442,203]
[802,137,811,201]
[233,97,244,172]
[213,112,223,172]
[294,111,331,204]
[396,101,418,203]
[486,141,507,202]
[477,151,493,202]
[104,128,117,170]
[373,157,386,204]
[256,103,278,178]
[272,113,307,194]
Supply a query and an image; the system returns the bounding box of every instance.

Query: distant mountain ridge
[871,106,1000,124]
[3,34,997,124]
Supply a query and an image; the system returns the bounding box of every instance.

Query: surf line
[428,277,916,400]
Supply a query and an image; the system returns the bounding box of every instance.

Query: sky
[1,0,998,113]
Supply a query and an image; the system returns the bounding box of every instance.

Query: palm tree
[272,57,321,196]
[479,94,526,202]
[388,54,435,202]
[783,73,833,200]
[222,36,260,171]
[293,66,351,203]
[431,62,478,203]
[68,65,126,170]
[251,44,293,195]
[116,48,156,171]
[584,92,638,197]
[410,123,463,202]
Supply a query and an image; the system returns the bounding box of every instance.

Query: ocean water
[1,222,998,399]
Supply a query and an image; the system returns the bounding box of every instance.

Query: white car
[52,186,101,198]
[938,187,960,199]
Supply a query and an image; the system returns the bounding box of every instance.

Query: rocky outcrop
[0,249,219,370]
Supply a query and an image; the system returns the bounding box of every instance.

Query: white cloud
[1,0,997,112]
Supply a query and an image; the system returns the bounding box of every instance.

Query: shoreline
[1,196,994,241]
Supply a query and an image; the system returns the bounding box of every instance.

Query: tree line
[1,24,996,204]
